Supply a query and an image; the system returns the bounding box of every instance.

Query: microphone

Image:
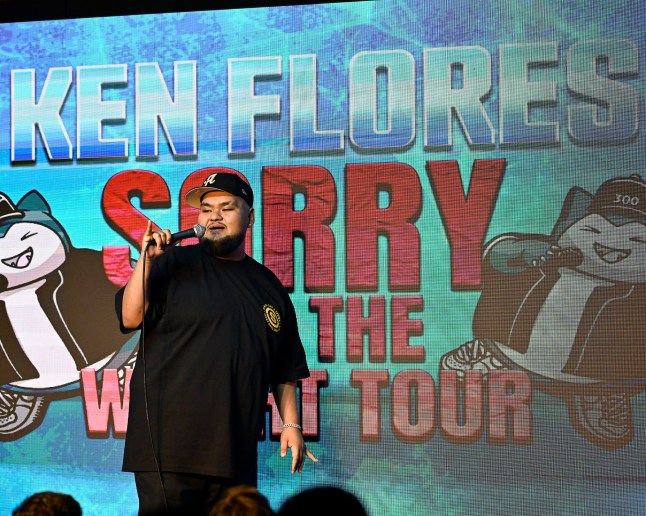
[554,247,584,268]
[538,246,584,268]
[169,224,206,244]
[147,224,206,248]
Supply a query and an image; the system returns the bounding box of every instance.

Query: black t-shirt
[115,242,310,485]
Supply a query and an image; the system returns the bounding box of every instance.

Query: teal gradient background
[0,1,644,514]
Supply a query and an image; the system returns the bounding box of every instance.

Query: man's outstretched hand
[280,426,318,474]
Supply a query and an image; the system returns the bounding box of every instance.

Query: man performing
[115,171,317,515]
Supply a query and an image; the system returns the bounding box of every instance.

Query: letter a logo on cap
[204,173,218,186]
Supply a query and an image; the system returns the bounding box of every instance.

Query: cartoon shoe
[118,351,138,391]
[567,392,633,449]
[0,389,48,440]
[440,338,507,378]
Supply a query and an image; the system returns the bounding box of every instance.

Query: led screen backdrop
[0,1,644,514]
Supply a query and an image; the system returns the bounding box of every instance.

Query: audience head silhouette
[278,486,367,516]
[209,484,274,516]
[13,491,82,516]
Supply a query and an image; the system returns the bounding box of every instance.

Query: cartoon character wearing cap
[440,174,646,449]
[0,190,135,439]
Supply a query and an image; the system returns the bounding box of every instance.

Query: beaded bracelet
[282,423,302,431]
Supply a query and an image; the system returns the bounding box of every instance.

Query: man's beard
[202,231,246,257]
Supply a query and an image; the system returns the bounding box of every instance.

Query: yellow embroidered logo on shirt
[263,304,281,332]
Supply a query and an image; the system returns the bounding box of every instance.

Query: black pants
[134,471,240,515]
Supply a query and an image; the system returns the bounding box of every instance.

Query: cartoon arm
[484,233,582,274]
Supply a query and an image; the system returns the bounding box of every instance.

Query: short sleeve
[271,295,310,384]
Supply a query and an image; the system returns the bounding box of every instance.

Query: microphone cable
[141,239,169,512]
[137,225,204,511]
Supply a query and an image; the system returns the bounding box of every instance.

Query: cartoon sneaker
[567,392,633,449]
[0,389,48,440]
[440,338,507,378]
[117,351,137,391]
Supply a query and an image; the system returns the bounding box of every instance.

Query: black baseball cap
[0,192,24,224]
[185,172,254,208]
[588,174,645,224]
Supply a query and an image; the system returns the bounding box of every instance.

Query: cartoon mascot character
[440,174,646,449]
[0,190,136,439]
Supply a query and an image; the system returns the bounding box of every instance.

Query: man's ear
[248,208,255,227]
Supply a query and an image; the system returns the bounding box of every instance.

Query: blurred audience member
[209,484,274,516]
[278,486,367,515]
[12,491,82,516]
